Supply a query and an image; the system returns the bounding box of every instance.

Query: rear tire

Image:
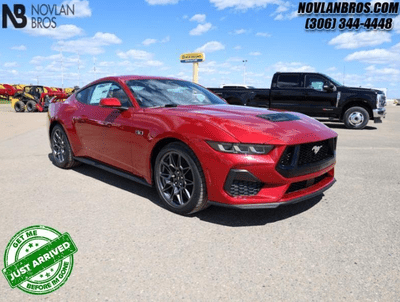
[154,142,208,215]
[50,125,80,169]
[14,101,25,112]
[26,100,38,112]
[343,106,369,129]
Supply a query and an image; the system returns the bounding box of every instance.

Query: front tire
[343,106,369,129]
[154,142,208,215]
[14,101,25,112]
[50,125,79,169]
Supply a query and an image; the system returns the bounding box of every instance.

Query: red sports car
[48,76,337,215]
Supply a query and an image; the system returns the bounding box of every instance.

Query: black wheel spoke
[157,150,196,208]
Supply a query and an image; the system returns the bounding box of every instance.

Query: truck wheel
[343,106,369,129]
[154,142,208,215]
[14,101,25,112]
[26,100,38,112]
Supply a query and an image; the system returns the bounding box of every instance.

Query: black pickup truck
[209,72,387,129]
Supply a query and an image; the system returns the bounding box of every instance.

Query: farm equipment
[10,86,76,113]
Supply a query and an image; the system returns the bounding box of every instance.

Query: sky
[1,0,399,98]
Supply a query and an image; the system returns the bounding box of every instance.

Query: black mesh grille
[229,180,263,197]
[298,139,333,166]
[286,173,328,194]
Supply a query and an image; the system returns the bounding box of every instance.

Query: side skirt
[74,157,152,187]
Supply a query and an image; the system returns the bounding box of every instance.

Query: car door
[303,75,338,117]
[74,81,135,172]
[269,74,304,111]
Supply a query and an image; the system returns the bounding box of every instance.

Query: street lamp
[242,60,247,85]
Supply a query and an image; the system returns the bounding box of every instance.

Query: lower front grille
[286,173,328,194]
[229,180,263,197]
[224,169,264,197]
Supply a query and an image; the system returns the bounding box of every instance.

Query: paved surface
[0,104,399,301]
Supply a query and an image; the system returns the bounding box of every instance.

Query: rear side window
[76,86,94,104]
[277,75,300,88]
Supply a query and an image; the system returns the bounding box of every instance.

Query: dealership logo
[2,3,75,29]
[312,145,323,154]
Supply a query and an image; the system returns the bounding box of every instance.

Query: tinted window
[277,75,300,88]
[85,82,131,106]
[126,79,226,108]
[107,83,131,107]
[305,76,325,91]
[75,86,94,104]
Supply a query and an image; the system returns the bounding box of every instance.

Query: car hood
[153,105,337,145]
[339,86,381,94]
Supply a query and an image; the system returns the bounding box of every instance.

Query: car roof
[93,75,181,83]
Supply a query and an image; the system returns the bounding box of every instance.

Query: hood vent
[257,113,301,122]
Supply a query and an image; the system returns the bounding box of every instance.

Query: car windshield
[325,75,343,87]
[126,79,226,108]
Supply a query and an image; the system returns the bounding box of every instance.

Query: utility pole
[60,51,64,89]
[242,60,247,85]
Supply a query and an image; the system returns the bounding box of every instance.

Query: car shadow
[193,195,323,227]
[319,121,377,130]
[48,153,324,226]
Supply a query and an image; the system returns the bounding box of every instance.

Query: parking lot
[0,103,399,301]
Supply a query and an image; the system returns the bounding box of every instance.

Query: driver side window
[306,76,325,91]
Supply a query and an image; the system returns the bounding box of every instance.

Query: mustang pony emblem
[312,145,323,154]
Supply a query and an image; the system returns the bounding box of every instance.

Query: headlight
[207,141,274,155]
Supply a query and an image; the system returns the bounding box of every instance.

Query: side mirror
[323,83,336,92]
[99,97,122,107]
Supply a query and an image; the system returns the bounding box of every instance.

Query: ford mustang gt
[48,76,337,215]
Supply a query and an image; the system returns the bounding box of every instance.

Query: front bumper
[195,138,336,208]
[210,178,336,209]
[373,108,386,123]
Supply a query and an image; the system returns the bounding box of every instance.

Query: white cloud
[195,41,225,53]
[234,45,242,50]
[117,49,154,60]
[53,32,122,55]
[256,32,271,37]
[98,61,115,67]
[145,0,180,5]
[61,0,92,18]
[365,65,400,76]
[142,38,157,46]
[22,23,83,40]
[329,31,391,49]
[210,0,287,10]
[345,43,400,64]
[249,51,261,56]
[190,14,206,23]
[394,15,400,33]
[190,23,212,35]
[233,29,247,35]
[11,45,27,51]
[274,10,298,21]
[4,62,18,68]
[270,61,316,72]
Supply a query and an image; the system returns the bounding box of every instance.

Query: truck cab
[270,72,386,129]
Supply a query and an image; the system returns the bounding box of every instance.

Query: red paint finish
[48,76,337,208]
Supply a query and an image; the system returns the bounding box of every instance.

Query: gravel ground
[0,104,399,301]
